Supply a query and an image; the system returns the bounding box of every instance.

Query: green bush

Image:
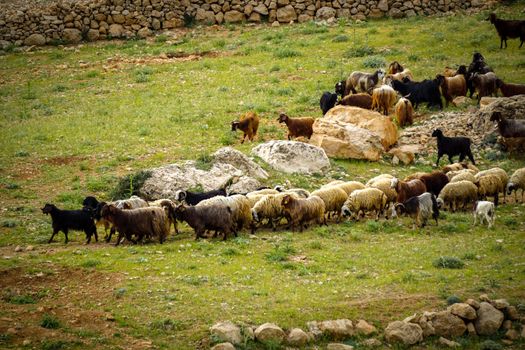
[110,170,152,200]
[362,56,386,68]
[40,314,61,329]
[433,256,465,269]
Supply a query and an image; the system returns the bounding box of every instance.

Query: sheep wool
[438,180,478,212]
[341,188,387,220]
[310,187,349,217]
[507,167,525,202]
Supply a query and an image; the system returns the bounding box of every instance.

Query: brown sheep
[231,111,260,144]
[337,93,372,109]
[277,113,315,140]
[495,79,525,97]
[281,194,326,232]
[371,85,397,116]
[394,97,414,127]
[390,177,427,204]
[436,74,467,107]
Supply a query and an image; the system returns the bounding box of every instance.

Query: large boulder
[224,10,245,23]
[108,24,124,38]
[475,302,504,335]
[210,321,242,345]
[385,321,423,345]
[140,147,267,199]
[276,5,297,22]
[310,106,397,161]
[310,319,354,339]
[252,140,330,174]
[286,328,309,347]
[196,8,216,24]
[429,311,466,338]
[254,323,285,343]
[62,28,82,43]
[24,33,46,46]
[448,303,477,320]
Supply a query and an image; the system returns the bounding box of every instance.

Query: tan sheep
[507,167,525,202]
[310,187,349,221]
[438,180,478,212]
[281,194,326,232]
[197,195,253,233]
[341,188,388,220]
[450,172,478,184]
[475,168,508,204]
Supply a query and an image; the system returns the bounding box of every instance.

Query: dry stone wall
[0,0,493,47]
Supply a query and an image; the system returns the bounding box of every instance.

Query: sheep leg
[466,149,476,165]
[48,228,60,244]
[106,226,116,243]
[473,213,477,226]
[494,193,499,207]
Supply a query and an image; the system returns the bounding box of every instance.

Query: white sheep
[341,188,387,220]
[274,185,310,198]
[251,192,297,230]
[450,171,478,184]
[507,167,525,202]
[442,163,480,174]
[446,168,477,181]
[322,180,365,196]
[438,180,478,212]
[310,187,349,221]
[366,173,394,186]
[197,195,253,233]
[367,178,397,208]
[115,195,149,209]
[473,201,495,228]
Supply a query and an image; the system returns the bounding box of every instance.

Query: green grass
[1,4,525,350]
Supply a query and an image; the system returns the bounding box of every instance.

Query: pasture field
[1,3,525,349]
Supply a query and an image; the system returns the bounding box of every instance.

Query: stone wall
[0,0,493,46]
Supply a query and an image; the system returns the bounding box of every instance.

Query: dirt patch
[0,265,150,349]
[42,155,86,166]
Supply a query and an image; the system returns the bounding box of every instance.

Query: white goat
[473,201,495,228]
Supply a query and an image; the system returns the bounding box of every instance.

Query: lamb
[392,192,439,228]
[471,72,498,103]
[310,187,349,221]
[418,171,449,196]
[366,173,394,186]
[495,79,525,97]
[320,91,338,115]
[490,112,525,138]
[344,69,385,95]
[281,194,326,232]
[371,85,397,116]
[175,188,226,206]
[277,113,315,140]
[390,177,427,204]
[172,203,234,240]
[438,180,478,212]
[431,129,475,166]
[231,111,260,144]
[274,186,310,198]
[337,93,373,110]
[341,188,388,220]
[41,203,97,244]
[473,201,496,228]
[383,69,414,84]
[487,13,525,49]
[101,204,170,245]
[394,97,414,127]
[507,167,525,202]
[197,195,254,234]
[435,74,466,107]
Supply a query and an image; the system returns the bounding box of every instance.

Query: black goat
[488,13,525,49]
[431,129,475,166]
[41,203,97,244]
[320,92,338,115]
[466,52,493,98]
[174,188,226,206]
[392,79,442,110]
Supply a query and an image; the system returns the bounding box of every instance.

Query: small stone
[502,320,512,330]
[466,322,477,337]
[22,339,31,346]
[272,21,280,27]
[24,34,46,46]
[355,320,376,335]
[502,339,513,345]
[6,328,16,334]
[327,343,354,350]
[254,323,285,343]
[439,337,460,347]
[385,321,423,345]
[506,329,520,340]
[210,321,242,345]
[449,303,477,320]
[465,299,480,309]
[211,343,235,350]
[286,328,309,347]
[25,245,34,251]
[14,246,22,252]
[479,294,491,302]
[361,338,382,347]
[493,299,510,310]
[505,306,519,320]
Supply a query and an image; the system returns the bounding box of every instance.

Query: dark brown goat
[277,113,315,140]
[495,79,525,97]
[172,203,234,240]
[436,74,467,107]
[337,93,372,109]
[488,13,525,49]
[471,72,498,103]
[390,178,427,204]
[101,204,170,245]
[231,111,260,144]
[419,171,450,196]
[490,112,525,138]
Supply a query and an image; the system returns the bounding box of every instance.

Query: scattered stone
[448,303,477,320]
[211,343,235,350]
[286,328,309,347]
[466,322,477,336]
[108,24,124,38]
[62,28,82,43]
[361,338,382,347]
[506,329,520,340]
[137,27,152,39]
[505,306,519,320]
[493,299,510,310]
[316,7,337,20]
[14,246,22,252]
[475,302,504,336]
[316,319,354,339]
[210,321,242,345]
[224,10,245,23]
[479,294,491,302]
[271,21,280,27]
[385,321,423,345]
[502,320,512,330]
[276,5,297,23]
[252,140,330,174]
[430,311,466,338]
[327,343,354,350]
[466,299,480,309]
[439,337,460,347]
[388,147,415,165]
[254,323,285,343]
[355,320,376,335]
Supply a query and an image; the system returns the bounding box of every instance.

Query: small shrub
[269,65,280,72]
[433,256,465,269]
[265,244,296,263]
[41,340,69,350]
[155,34,168,43]
[446,295,462,305]
[195,153,213,171]
[362,56,386,68]
[344,45,375,58]
[52,85,67,93]
[150,318,185,331]
[110,170,152,200]
[8,294,36,304]
[365,220,381,233]
[81,259,101,268]
[407,54,419,62]
[274,48,301,58]
[15,150,29,157]
[220,132,236,146]
[1,220,17,228]
[479,340,503,350]
[40,314,61,329]
[221,247,239,256]
[332,35,349,43]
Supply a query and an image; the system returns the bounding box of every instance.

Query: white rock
[210,321,242,345]
[254,323,285,343]
[385,321,423,345]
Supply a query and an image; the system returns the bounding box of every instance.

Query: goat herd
[42,162,525,245]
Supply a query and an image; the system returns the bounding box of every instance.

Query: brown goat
[337,93,372,109]
[277,113,315,140]
[371,85,397,116]
[418,171,449,196]
[231,111,260,144]
[496,79,525,97]
[471,72,498,103]
[394,97,414,127]
[443,66,457,78]
[390,177,427,204]
[388,61,404,74]
[436,74,467,107]
[101,204,170,246]
[281,194,326,232]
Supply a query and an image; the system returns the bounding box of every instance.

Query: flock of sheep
[41,163,525,245]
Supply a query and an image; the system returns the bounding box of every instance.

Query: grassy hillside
[1,3,525,349]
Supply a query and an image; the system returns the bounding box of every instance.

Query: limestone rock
[252,140,330,174]
[385,321,423,345]
[254,323,285,343]
[298,14,313,23]
[492,299,510,310]
[86,29,100,41]
[24,34,46,46]
[317,319,354,339]
[430,311,466,338]
[277,5,297,22]
[286,328,309,347]
[378,0,389,11]
[355,320,376,335]
[466,298,480,309]
[388,147,414,165]
[253,4,269,15]
[327,343,354,350]
[448,303,477,320]
[467,322,477,336]
[62,28,82,43]
[196,8,216,24]
[505,306,519,320]
[210,321,242,345]
[137,27,152,38]
[475,302,504,336]
[316,7,337,20]
[224,10,245,23]
[439,337,461,347]
[108,24,124,38]
[361,338,382,347]
[211,343,235,350]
